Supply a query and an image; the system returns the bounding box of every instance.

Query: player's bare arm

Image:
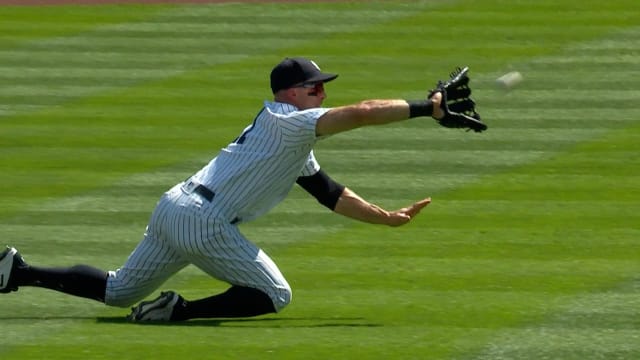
[296,170,430,227]
[333,187,431,227]
[315,93,444,137]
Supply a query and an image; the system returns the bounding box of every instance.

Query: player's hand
[386,197,431,227]
[430,92,444,120]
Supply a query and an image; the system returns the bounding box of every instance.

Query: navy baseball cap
[270,57,338,93]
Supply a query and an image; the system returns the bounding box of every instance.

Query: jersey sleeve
[276,107,331,147]
[299,150,321,177]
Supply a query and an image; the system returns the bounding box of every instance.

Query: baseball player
[0,57,484,321]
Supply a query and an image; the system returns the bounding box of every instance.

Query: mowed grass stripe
[28,191,638,213]
[0,67,185,81]
[0,49,251,67]
[0,5,171,47]
[15,195,636,226]
[473,283,640,359]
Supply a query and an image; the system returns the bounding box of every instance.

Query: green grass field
[1,0,639,359]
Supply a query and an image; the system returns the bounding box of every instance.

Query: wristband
[407,99,435,118]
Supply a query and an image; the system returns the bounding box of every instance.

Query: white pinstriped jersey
[193,101,331,223]
[106,101,328,309]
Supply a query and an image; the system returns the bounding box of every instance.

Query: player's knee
[105,295,138,308]
[104,284,141,307]
[104,287,144,308]
[103,271,150,307]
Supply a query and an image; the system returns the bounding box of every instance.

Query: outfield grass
[1,0,639,359]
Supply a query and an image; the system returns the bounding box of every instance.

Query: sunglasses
[293,82,324,96]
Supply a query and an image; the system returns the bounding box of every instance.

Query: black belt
[193,184,215,202]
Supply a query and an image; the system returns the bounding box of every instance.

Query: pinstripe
[106,100,326,311]
[194,101,328,222]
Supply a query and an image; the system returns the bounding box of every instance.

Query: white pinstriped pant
[104,184,292,311]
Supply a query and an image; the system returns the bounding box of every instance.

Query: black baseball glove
[431,67,487,133]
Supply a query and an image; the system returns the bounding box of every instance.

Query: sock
[171,285,276,321]
[20,264,108,302]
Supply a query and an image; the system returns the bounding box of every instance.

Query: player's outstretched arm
[315,93,443,137]
[333,187,431,227]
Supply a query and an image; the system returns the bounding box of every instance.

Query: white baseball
[496,71,523,90]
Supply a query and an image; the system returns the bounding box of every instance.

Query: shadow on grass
[1,316,100,321]
[95,316,382,328]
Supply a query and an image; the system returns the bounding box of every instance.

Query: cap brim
[305,73,338,84]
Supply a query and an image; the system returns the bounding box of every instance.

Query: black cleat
[127,291,182,322]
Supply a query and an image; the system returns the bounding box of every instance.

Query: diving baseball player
[0,57,484,321]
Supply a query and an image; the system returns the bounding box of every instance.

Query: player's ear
[288,87,299,97]
[274,88,296,102]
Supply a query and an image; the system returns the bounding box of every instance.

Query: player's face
[293,82,326,109]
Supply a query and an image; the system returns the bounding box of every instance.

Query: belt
[182,179,215,202]
[181,178,240,224]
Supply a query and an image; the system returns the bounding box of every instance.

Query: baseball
[496,71,523,90]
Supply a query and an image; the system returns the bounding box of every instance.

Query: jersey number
[233,124,254,145]
[233,108,263,144]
